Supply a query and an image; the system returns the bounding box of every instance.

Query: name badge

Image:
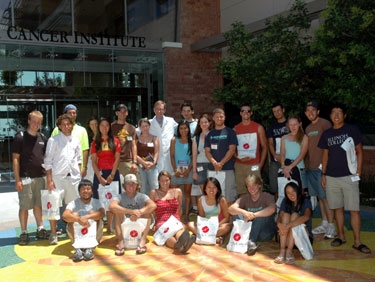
[197,166,204,172]
[211,144,218,150]
[147,142,154,147]
[127,136,133,141]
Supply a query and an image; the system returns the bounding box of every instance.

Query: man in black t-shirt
[12,110,49,245]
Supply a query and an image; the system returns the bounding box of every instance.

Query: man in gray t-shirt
[63,179,105,262]
[110,174,156,255]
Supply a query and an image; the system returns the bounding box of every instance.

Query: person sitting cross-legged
[110,174,156,256]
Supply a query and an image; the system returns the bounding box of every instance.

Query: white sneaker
[324,224,337,239]
[312,223,327,235]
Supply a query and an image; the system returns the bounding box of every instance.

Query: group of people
[12,99,371,263]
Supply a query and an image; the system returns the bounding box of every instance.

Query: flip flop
[181,235,195,254]
[330,238,346,247]
[115,247,125,256]
[352,244,371,254]
[274,256,285,264]
[136,245,147,255]
[285,255,295,265]
[174,230,189,249]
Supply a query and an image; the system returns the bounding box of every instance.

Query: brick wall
[163,0,222,120]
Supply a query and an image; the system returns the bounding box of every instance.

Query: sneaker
[73,248,84,262]
[325,224,337,239]
[247,240,259,256]
[49,233,58,245]
[36,228,49,240]
[83,248,94,261]
[312,223,327,235]
[19,233,29,245]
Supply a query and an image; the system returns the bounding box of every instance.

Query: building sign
[6,27,146,48]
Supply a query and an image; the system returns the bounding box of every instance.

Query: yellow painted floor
[1,218,375,282]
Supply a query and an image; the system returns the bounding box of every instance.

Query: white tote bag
[153,215,183,246]
[226,220,252,254]
[98,181,119,211]
[236,132,257,159]
[196,216,219,245]
[292,224,314,260]
[41,190,61,220]
[121,217,148,249]
[72,220,99,249]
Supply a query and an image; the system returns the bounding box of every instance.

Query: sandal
[216,236,224,246]
[274,256,285,264]
[181,235,195,254]
[136,245,147,255]
[331,238,346,247]
[174,230,189,250]
[115,247,125,256]
[352,244,371,254]
[285,254,295,265]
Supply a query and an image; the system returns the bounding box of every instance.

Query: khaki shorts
[234,162,261,195]
[18,177,45,210]
[326,175,360,211]
[118,161,140,186]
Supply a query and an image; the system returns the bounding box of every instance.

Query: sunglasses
[240,110,252,113]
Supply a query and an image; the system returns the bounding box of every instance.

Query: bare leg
[334,208,346,241]
[33,205,44,228]
[350,210,361,247]
[19,209,29,231]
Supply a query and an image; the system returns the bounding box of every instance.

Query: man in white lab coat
[149,100,177,174]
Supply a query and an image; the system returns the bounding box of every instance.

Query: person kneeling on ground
[228,173,277,256]
[62,179,105,262]
[110,174,156,256]
[275,182,313,265]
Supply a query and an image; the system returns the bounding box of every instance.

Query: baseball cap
[64,104,77,113]
[306,101,319,109]
[124,174,138,184]
[116,104,128,111]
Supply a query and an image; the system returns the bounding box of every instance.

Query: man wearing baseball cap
[111,104,140,184]
[110,174,156,255]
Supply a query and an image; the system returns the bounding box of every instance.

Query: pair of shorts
[53,176,79,206]
[234,162,261,195]
[306,169,327,199]
[171,169,193,185]
[119,161,140,185]
[325,175,360,211]
[193,162,209,185]
[18,177,45,210]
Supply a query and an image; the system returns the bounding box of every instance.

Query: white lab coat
[149,115,177,174]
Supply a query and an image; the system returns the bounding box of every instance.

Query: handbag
[153,215,184,246]
[196,216,219,245]
[72,220,99,249]
[226,220,252,254]
[98,181,119,211]
[41,190,61,220]
[292,224,314,260]
[121,217,148,249]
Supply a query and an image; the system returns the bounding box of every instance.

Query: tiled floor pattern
[0,218,375,282]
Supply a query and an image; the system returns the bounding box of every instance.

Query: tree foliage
[215,0,313,125]
[215,0,375,124]
[308,0,375,123]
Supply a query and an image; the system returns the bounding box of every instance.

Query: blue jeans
[233,214,276,243]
